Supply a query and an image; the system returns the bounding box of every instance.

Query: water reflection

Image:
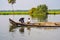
[9,24,58,32]
[27,26,31,30]
[19,27,24,33]
[43,27,57,30]
[31,17,47,22]
[27,26,31,35]
[31,15,47,22]
[9,25,32,35]
[9,25,59,40]
[9,25,17,32]
[36,27,58,30]
[10,32,16,40]
[1,15,60,40]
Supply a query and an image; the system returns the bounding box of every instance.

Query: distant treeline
[0,10,29,12]
[48,9,60,11]
[0,9,60,12]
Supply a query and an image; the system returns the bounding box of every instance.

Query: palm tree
[8,0,16,19]
[8,0,16,10]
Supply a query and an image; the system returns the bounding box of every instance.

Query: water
[0,15,60,40]
[48,15,60,22]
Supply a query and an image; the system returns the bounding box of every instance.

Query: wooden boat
[9,18,60,27]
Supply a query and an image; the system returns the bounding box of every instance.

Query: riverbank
[0,11,60,15]
[0,11,29,15]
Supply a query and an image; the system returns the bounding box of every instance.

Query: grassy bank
[0,11,29,15]
[48,10,60,14]
[0,10,60,15]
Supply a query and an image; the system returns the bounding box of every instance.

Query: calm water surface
[0,15,60,40]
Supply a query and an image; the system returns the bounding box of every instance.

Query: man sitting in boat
[27,18,30,24]
[19,18,24,23]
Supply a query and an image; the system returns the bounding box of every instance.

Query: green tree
[36,4,48,20]
[37,4,48,14]
[29,4,48,20]
[29,7,36,16]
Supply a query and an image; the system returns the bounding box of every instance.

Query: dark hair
[19,18,24,21]
[28,18,30,19]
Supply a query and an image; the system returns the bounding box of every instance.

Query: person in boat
[19,17,24,23]
[27,18,31,24]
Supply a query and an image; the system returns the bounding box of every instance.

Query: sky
[0,0,60,10]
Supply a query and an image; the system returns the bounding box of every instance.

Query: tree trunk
[11,4,14,19]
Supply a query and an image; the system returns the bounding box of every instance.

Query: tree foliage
[29,4,48,19]
[37,4,48,14]
[29,4,48,15]
[8,0,16,4]
[29,7,36,15]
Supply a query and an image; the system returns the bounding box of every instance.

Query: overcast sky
[0,0,60,10]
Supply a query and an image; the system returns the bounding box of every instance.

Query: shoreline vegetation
[0,10,60,15]
[0,11,29,15]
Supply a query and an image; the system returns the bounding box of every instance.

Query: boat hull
[9,18,60,27]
